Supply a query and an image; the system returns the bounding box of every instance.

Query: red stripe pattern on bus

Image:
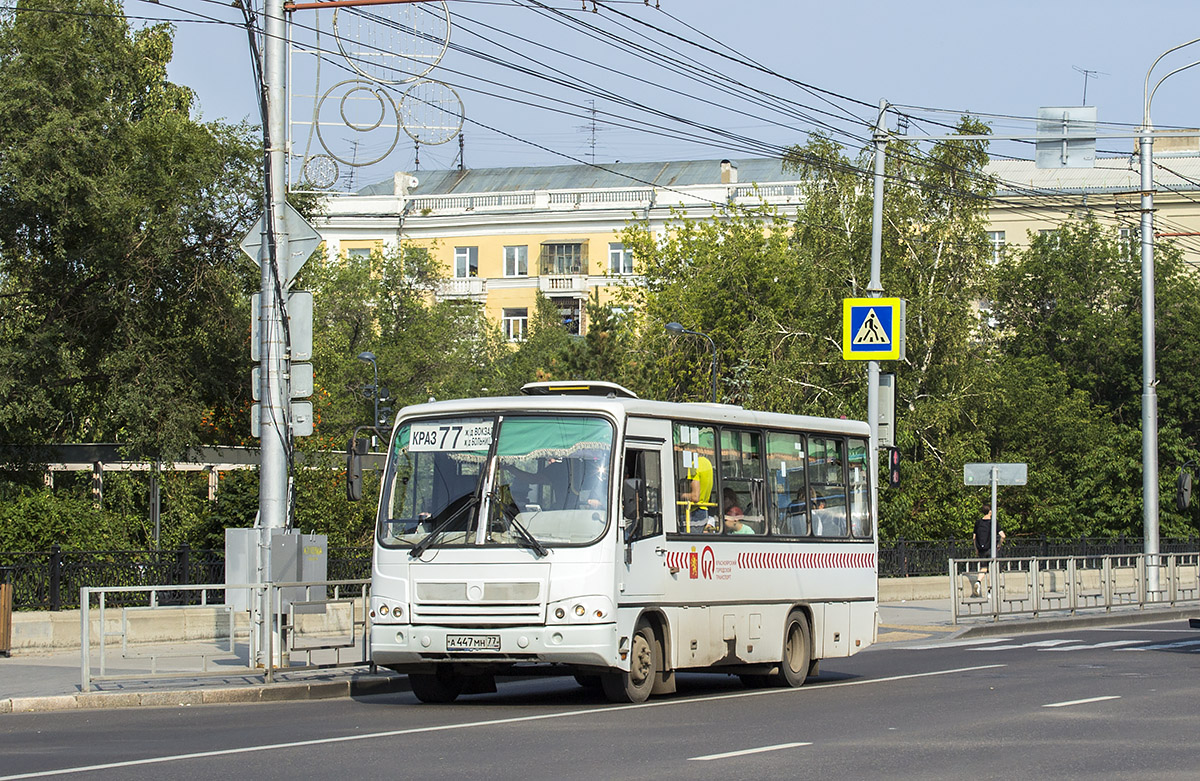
[736,552,876,569]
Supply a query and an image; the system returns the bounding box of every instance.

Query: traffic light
[346,436,367,502]
[1177,467,1193,512]
[888,447,901,488]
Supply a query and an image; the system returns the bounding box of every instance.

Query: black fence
[5,537,1199,610]
[0,545,374,611]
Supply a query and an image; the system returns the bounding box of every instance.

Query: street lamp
[1140,39,1200,594]
[357,351,379,431]
[665,322,717,403]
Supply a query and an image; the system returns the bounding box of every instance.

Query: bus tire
[601,621,657,703]
[773,611,811,688]
[409,667,464,703]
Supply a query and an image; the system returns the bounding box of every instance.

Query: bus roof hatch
[519,381,639,399]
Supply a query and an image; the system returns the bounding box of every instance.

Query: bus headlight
[371,596,408,624]
[547,596,613,624]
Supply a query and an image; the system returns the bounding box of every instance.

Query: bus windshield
[379,414,615,550]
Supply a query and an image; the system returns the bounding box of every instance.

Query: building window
[986,231,1005,265]
[502,308,528,342]
[346,247,372,260]
[455,246,478,278]
[608,242,634,274]
[540,242,586,275]
[504,245,528,277]
[552,297,581,335]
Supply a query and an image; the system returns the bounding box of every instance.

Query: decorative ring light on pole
[665,322,717,403]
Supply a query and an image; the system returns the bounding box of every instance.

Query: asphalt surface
[2,598,1195,714]
[7,618,1200,779]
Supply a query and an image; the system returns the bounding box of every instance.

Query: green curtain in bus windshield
[495,417,612,460]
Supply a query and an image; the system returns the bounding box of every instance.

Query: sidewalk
[3,599,1196,714]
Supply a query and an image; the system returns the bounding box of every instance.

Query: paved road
[4,618,1199,780]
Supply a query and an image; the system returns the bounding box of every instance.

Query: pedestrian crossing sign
[842,298,904,360]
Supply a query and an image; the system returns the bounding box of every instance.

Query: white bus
[367,381,877,703]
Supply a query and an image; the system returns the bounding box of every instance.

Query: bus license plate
[447,634,501,651]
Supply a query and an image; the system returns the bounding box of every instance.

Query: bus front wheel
[774,611,811,688]
[409,666,464,703]
[601,622,657,703]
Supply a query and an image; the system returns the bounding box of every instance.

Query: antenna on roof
[1072,65,1107,106]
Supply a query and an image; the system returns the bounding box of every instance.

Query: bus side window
[766,431,807,536]
[624,449,663,541]
[809,436,848,537]
[848,437,871,537]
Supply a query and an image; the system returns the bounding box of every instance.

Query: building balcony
[538,275,589,294]
[436,277,487,301]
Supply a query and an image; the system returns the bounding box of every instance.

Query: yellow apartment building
[316,146,1200,338]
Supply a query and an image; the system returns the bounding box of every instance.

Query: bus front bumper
[370,622,617,670]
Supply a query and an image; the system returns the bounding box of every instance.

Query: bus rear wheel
[773,611,811,688]
[601,621,657,703]
[409,666,464,703]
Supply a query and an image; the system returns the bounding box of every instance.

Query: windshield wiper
[489,491,549,558]
[408,493,480,559]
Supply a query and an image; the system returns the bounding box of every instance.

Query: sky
[129,0,1200,192]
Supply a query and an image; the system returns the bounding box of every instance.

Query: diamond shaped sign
[240,203,323,289]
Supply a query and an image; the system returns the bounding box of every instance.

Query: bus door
[619,441,667,599]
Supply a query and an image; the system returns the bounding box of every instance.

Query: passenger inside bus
[679,454,715,533]
[723,505,754,534]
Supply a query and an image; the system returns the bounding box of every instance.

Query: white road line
[1041,640,1142,652]
[690,742,811,761]
[1043,695,1121,709]
[901,637,1013,650]
[1094,628,1196,633]
[0,664,1005,780]
[1116,639,1200,652]
[969,639,1077,651]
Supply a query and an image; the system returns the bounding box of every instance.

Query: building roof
[355,153,1200,199]
[357,158,793,197]
[990,154,1200,196]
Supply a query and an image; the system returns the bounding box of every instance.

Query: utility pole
[867,99,888,522]
[254,0,292,668]
[260,0,290,536]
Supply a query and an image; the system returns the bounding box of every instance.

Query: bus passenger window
[720,428,763,535]
[673,423,716,533]
[809,437,848,537]
[848,437,871,537]
[767,431,807,536]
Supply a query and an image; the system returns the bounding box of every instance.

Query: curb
[0,674,410,714]
[954,606,1200,639]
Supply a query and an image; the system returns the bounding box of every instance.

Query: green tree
[0,0,260,462]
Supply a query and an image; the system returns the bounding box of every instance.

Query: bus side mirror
[347,437,367,502]
[1177,468,1193,512]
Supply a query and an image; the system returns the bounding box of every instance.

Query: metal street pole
[255,0,292,667]
[1140,38,1200,596]
[867,99,888,523]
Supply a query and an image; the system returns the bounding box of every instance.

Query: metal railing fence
[950,552,1200,623]
[80,579,371,692]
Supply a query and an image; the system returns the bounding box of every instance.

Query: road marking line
[1042,640,1141,651]
[0,664,1005,781]
[969,639,1076,651]
[690,742,811,761]
[901,638,1013,650]
[1043,695,1121,709]
[1116,639,1200,652]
